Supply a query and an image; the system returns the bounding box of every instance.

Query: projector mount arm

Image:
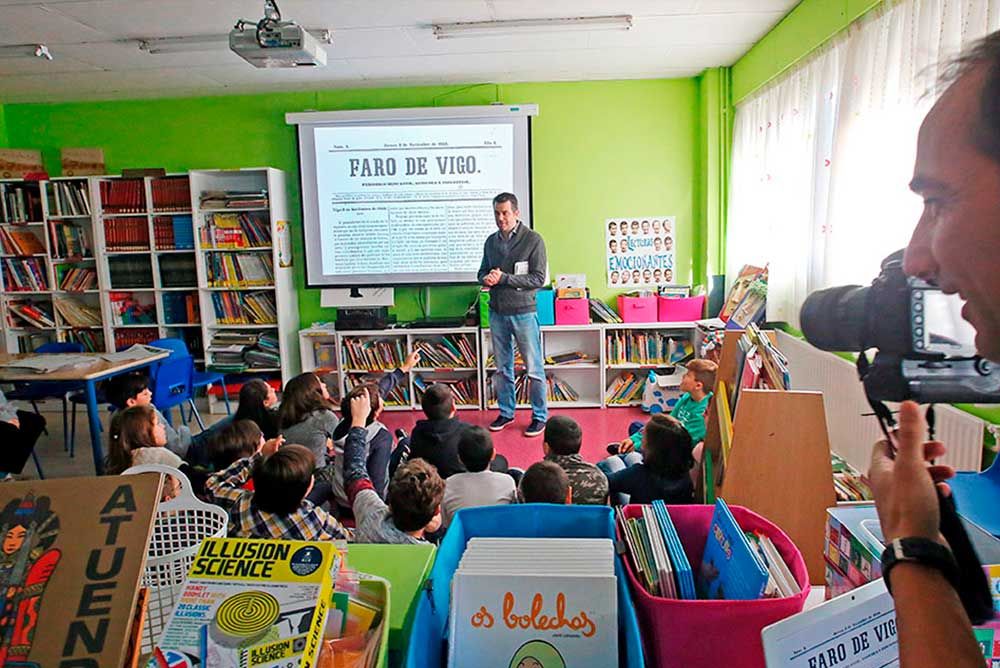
[233,0,285,48]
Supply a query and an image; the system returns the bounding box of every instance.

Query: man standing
[478,192,548,437]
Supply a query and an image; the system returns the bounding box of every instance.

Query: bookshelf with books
[298,326,482,411]
[604,323,697,407]
[0,179,43,224]
[192,168,299,411]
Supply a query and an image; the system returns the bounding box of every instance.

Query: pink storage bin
[658,295,706,322]
[618,295,658,323]
[554,298,589,325]
[620,504,809,668]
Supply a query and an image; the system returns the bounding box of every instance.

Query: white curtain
[728,0,1000,327]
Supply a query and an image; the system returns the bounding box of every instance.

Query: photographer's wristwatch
[881,537,961,594]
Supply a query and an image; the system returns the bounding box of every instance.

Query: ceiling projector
[230,0,328,68]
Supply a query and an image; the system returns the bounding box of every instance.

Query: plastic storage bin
[618,295,658,323]
[536,287,556,325]
[405,505,645,668]
[658,295,706,322]
[621,503,809,668]
[555,297,590,325]
[479,290,491,328]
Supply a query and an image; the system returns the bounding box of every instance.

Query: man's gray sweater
[477,223,547,315]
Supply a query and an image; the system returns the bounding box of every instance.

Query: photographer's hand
[869,401,954,545]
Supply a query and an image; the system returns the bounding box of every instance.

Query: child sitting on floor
[233,378,280,439]
[343,391,445,544]
[441,426,517,527]
[278,372,340,473]
[598,414,695,505]
[541,416,608,505]
[206,441,348,540]
[106,372,193,458]
[518,461,571,504]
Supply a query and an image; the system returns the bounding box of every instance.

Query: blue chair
[7,341,85,455]
[147,339,203,431]
[150,338,230,421]
[949,456,1000,537]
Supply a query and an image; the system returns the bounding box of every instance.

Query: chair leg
[62,397,69,453]
[31,450,44,480]
[31,401,48,436]
[221,383,232,416]
[69,401,76,458]
[189,398,206,431]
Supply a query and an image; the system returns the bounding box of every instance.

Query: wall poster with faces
[605,216,675,287]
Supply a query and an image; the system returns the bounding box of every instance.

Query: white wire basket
[122,464,229,655]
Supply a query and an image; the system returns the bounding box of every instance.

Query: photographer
[869,31,1000,667]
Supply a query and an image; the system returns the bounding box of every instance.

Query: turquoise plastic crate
[404,504,645,668]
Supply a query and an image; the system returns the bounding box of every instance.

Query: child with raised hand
[233,378,280,439]
[106,372,193,458]
[600,414,695,505]
[441,426,517,527]
[205,436,348,541]
[518,461,571,504]
[343,390,445,544]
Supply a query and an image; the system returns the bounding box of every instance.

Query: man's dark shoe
[524,419,546,437]
[489,416,514,431]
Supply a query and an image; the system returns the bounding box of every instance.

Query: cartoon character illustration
[509,640,566,668]
[0,493,61,667]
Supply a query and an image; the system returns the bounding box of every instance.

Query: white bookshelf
[298,326,482,411]
[603,322,698,406]
[298,322,697,410]
[192,168,300,412]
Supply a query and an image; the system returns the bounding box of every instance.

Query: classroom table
[0,351,169,475]
[347,543,436,665]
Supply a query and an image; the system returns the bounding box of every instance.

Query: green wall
[0,105,7,147]
[3,78,699,326]
[732,0,885,103]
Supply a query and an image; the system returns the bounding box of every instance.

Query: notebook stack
[448,537,618,667]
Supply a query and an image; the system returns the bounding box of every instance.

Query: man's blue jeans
[490,310,548,422]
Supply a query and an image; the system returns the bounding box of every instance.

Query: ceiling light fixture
[139,29,331,55]
[432,15,632,40]
[0,43,53,60]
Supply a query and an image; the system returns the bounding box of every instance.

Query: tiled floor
[16,401,648,479]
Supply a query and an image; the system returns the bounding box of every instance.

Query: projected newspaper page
[313,123,514,284]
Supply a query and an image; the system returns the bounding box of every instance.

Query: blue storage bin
[404,504,645,668]
[536,288,556,326]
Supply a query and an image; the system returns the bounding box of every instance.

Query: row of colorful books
[606,371,646,404]
[48,220,91,258]
[66,328,104,352]
[200,212,272,248]
[208,331,280,371]
[162,292,200,325]
[103,216,150,251]
[48,180,91,217]
[487,372,580,403]
[199,189,269,209]
[342,337,406,371]
[108,257,153,288]
[619,499,801,602]
[414,374,478,406]
[113,327,158,349]
[6,300,55,328]
[149,177,191,212]
[2,257,49,291]
[831,452,874,502]
[58,266,97,291]
[99,179,146,214]
[205,251,273,287]
[728,322,790,414]
[606,331,693,365]
[0,226,45,255]
[211,290,276,325]
[590,297,624,323]
[109,292,156,325]
[53,297,102,327]
[345,372,409,406]
[413,335,476,367]
[153,214,195,250]
[1,183,43,223]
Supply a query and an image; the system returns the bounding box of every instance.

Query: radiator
[775,331,984,472]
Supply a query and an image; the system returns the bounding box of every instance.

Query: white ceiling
[0,0,799,104]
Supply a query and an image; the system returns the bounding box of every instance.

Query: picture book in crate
[448,537,617,667]
[0,474,160,667]
[698,498,769,600]
[153,537,342,668]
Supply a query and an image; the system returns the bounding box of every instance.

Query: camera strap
[861,379,994,623]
